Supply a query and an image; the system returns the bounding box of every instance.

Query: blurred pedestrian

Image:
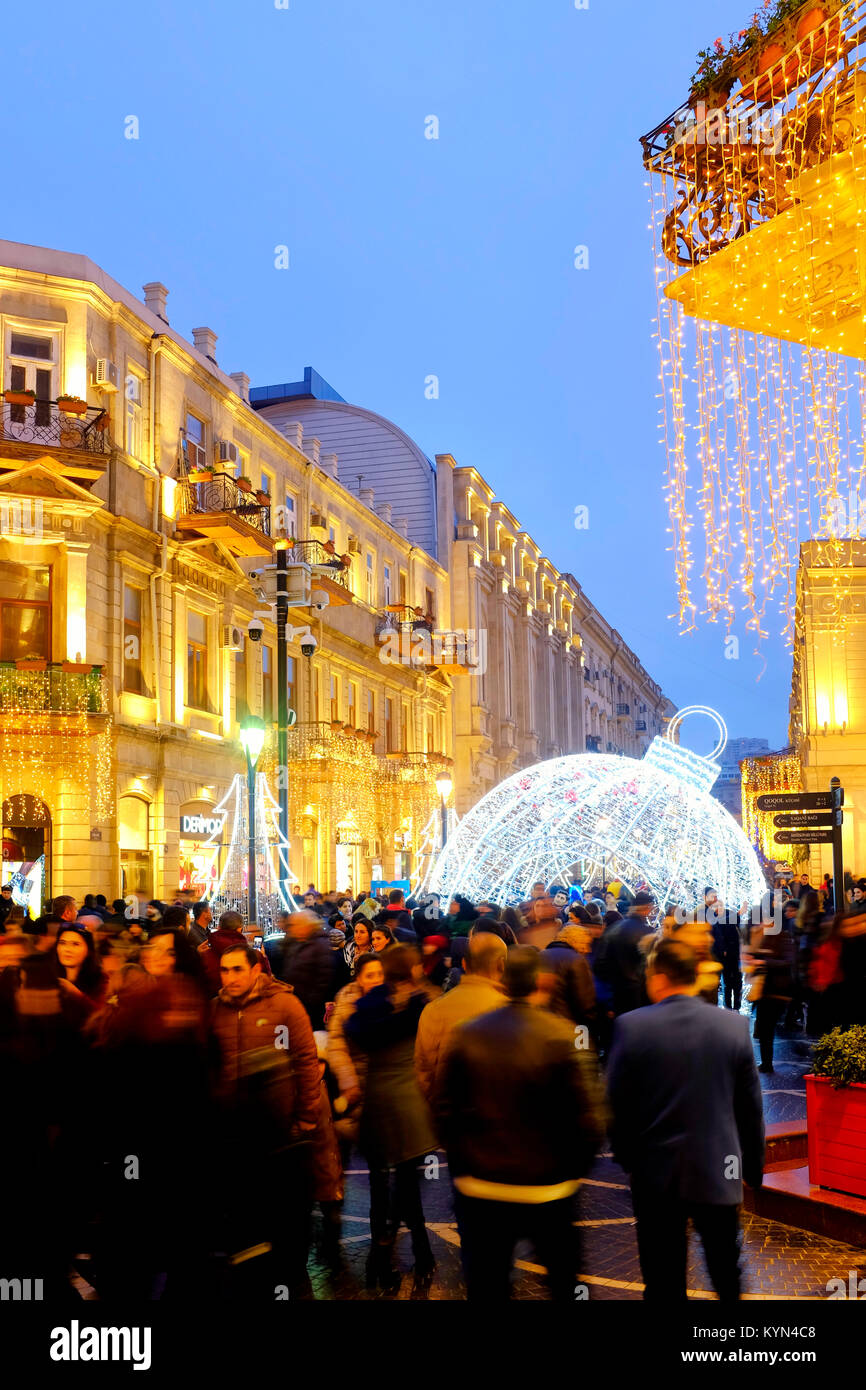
[607,937,764,1302]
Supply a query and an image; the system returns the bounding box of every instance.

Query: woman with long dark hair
[54,925,107,1006]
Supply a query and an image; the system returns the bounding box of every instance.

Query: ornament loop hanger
[665,705,727,763]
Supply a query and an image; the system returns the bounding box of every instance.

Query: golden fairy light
[643,0,866,652]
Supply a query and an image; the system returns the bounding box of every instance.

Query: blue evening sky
[4,0,788,756]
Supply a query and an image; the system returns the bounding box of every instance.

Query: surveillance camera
[300,631,318,658]
[310,587,330,611]
[247,617,264,643]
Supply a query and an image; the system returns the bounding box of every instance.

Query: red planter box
[806,1074,866,1199]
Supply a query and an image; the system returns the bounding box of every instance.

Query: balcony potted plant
[236,475,253,494]
[4,387,36,407]
[57,395,88,416]
[255,488,271,506]
[806,1024,866,1199]
[15,657,47,671]
[187,467,213,484]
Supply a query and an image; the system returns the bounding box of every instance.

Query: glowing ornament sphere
[428,706,765,912]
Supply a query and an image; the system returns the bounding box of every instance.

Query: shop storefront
[118,794,152,899]
[2,794,50,916]
[178,802,225,899]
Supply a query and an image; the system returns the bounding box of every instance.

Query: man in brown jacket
[209,942,319,1296]
[414,932,507,1106]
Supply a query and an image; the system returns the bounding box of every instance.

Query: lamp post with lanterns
[435,770,453,852]
[240,716,267,929]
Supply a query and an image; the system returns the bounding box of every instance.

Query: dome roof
[429,724,766,912]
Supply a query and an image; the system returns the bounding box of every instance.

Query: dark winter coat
[268,930,335,1029]
[437,1001,605,1187]
[209,973,320,1159]
[344,981,436,1166]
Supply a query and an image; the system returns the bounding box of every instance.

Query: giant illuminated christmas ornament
[428,707,766,911]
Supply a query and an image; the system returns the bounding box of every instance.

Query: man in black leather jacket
[437,947,605,1301]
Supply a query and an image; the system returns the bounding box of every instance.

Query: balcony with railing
[0,397,110,478]
[0,662,108,716]
[285,539,352,605]
[175,470,273,558]
[616,703,631,718]
[586,734,602,752]
[641,0,866,353]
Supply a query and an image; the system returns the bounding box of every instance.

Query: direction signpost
[762,780,846,912]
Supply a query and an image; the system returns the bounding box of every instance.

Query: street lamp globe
[435,771,453,802]
[240,716,267,767]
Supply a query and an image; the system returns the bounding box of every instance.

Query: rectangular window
[235,643,248,723]
[330,674,339,722]
[425,587,435,623]
[367,689,376,734]
[187,609,209,711]
[427,714,435,753]
[347,680,357,729]
[122,584,149,695]
[311,663,320,721]
[261,468,274,499]
[262,645,274,723]
[124,369,144,460]
[282,493,297,538]
[385,697,394,751]
[286,654,296,720]
[6,328,57,427]
[365,553,374,606]
[328,521,337,547]
[398,569,408,605]
[0,562,51,662]
[184,412,207,470]
[383,564,392,606]
[400,702,409,752]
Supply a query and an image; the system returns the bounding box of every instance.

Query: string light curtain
[741,748,807,862]
[644,0,866,652]
[0,666,113,823]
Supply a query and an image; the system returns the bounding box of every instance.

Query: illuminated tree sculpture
[428,707,766,912]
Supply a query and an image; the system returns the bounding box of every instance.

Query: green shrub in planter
[811,1025,866,1089]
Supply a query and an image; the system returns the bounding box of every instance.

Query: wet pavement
[307,1026,864,1301]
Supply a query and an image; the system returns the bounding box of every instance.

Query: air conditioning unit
[221,624,245,652]
[93,358,119,392]
[183,439,207,471]
[348,536,362,554]
[217,440,238,466]
[310,509,327,530]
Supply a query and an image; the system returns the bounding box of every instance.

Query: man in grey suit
[606,936,765,1302]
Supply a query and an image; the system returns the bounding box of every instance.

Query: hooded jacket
[209,974,320,1151]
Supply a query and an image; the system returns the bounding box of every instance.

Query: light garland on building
[428,707,766,911]
[0,666,114,824]
[741,748,806,864]
[644,1,866,649]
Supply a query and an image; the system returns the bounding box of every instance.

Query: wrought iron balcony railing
[374,605,433,638]
[0,399,110,454]
[616,703,631,717]
[0,662,107,714]
[176,471,271,537]
[285,539,351,592]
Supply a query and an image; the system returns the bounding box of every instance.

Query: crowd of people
[2,865,865,1302]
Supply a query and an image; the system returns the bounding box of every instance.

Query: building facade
[713,736,770,824]
[436,458,674,815]
[789,540,866,880]
[0,242,451,912]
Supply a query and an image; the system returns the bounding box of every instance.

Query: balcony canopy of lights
[427,707,766,912]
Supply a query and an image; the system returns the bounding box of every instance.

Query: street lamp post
[240,716,267,930]
[436,771,453,851]
[275,539,290,908]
